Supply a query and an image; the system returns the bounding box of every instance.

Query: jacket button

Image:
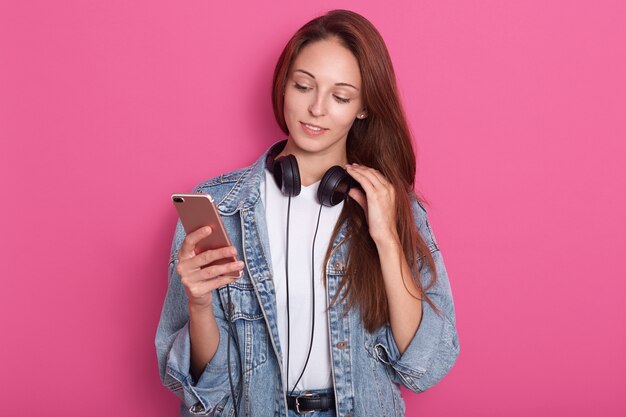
[333,261,343,270]
[190,403,205,413]
[336,341,348,349]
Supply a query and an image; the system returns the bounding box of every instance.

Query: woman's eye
[292,83,350,103]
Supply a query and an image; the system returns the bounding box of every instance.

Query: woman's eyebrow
[294,69,359,91]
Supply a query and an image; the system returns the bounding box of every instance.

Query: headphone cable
[285,194,292,394]
[226,284,243,417]
[289,203,323,395]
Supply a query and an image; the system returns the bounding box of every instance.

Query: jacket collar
[216,140,284,215]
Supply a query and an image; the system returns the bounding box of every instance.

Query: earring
[358,113,366,119]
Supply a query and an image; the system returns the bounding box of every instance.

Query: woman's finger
[350,164,388,188]
[176,245,235,276]
[346,164,376,193]
[182,259,243,288]
[200,260,245,281]
[181,245,237,273]
[185,275,238,300]
[367,168,389,188]
[179,226,212,260]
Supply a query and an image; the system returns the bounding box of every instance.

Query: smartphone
[171,193,242,278]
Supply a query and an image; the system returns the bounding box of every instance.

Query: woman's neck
[278,139,348,186]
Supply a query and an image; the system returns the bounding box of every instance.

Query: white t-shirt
[260,168,344,391]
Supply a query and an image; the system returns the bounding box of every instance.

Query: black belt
[286,391,335,414]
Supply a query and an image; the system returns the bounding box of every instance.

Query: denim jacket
[155,141,460,417]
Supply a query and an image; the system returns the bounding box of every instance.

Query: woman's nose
[308,94,325,117]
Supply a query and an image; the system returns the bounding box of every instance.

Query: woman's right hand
[176,226,245,310]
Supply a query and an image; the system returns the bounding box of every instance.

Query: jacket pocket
[218,280,268,373]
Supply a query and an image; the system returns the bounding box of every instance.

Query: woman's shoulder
[189,159,263,210]
[192,164,253,192]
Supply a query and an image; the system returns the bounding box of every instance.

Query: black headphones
[265,139,360,206]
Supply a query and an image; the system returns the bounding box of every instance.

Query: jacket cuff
[164,322,232,413]
[375,300,459,393]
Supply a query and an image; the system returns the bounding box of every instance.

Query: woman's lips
[300,121,328,136]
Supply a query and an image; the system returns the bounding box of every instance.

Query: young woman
[156,9,459,417]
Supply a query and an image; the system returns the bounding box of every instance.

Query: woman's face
[283,37,366,160]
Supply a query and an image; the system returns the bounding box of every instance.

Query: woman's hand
[176,226,245,310]
[345,163,399,245]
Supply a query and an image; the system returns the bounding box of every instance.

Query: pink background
[1,1,624,416]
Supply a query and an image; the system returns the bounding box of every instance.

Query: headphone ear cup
[318,166,353,207]
[274,155,301,197]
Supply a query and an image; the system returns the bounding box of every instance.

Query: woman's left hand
[345,163,399,245]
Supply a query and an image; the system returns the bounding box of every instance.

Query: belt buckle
[295,391,318,414]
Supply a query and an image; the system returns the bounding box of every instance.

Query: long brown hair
[271,9,439,332]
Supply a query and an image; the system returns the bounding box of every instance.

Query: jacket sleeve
[155,219,238,415]
[372,192,460,393]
